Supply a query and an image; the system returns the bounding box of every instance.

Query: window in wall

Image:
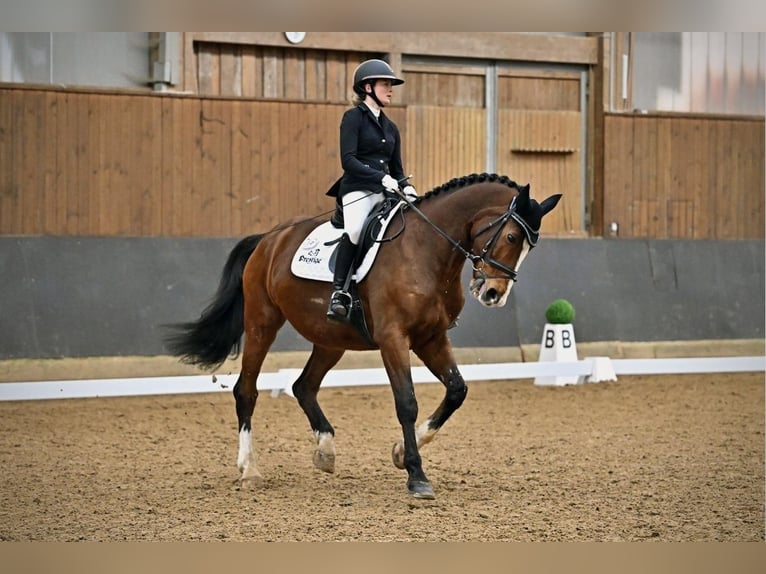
[0,32,150,90]
[632,32,765,116]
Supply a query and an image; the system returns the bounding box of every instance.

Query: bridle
[398,192,540,283]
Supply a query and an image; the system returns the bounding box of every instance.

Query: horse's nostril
[486,288,498,301]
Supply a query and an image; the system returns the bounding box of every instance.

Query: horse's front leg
[392,331,467,470]
[379,336,435,499]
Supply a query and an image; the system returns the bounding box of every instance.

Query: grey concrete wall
[0,237,763,359]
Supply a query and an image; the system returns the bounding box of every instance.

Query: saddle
[291,194,404,283]
[290,194,406,346]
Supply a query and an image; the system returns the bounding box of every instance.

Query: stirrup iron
[327,290,352,321]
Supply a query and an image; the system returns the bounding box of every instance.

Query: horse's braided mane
[413,173,521,204]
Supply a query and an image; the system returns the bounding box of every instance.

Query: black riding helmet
[353,59,404,106]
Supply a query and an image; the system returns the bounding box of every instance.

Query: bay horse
[165,173,561,499]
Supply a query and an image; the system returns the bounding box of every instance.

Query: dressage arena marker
[0,356,763,401]
[534,323,581,386]
[533,323,618,386]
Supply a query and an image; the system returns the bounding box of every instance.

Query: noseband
[399,193,539,283]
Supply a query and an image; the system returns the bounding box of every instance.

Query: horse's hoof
[313,449,336,473]
[238,473,263,490]
[407,480,435,500]
[240,465,263,483]
[391,442,405,470]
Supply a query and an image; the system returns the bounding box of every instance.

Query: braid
[418,173,522,202]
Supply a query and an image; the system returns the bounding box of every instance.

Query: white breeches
[342,190,385,245]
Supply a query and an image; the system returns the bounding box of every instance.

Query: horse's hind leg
[392,332,467,470]
[233,315,285,485]
[291,345,345,473]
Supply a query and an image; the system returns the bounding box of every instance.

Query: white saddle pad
[291,202,405,283]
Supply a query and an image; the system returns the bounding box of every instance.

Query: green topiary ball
[545,299,575,324]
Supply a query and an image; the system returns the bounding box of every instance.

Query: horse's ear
[515,184,531,210]
[540,194,562,216]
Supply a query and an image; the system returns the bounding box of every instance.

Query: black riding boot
[326,234,356,322]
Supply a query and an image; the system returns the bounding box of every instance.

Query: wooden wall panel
[62,95,82,235]
[42,91,59,234]
[631,115,663,236]
[1,85,763,240]
[402,71,485,107]
[0,90,13,232]
[0,86,351,237]
[220,44,242,97]
[506,109,580,152]
[604,113,764,239]
[85,95,101,235]
[397,65,486,193]
[668,199,695,237]
[237,100,345,232]
[54,93,71,233]
[740,120,765,235]
[404,106,486,193]
[498,75,580,111]
[19,89,45,234]
[497,110,583,235]
[180,98,199,236]
[196,44,219,96]
[194,42,369,103]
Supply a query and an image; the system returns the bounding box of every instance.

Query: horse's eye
[507,233,516,243]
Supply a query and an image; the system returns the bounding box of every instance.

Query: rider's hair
[350,79,375,106]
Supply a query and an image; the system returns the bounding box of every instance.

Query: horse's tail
[164,234,264,370]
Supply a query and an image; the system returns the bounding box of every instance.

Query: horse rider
[326,58,418,322]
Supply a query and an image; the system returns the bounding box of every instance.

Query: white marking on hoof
[392,441,405,469]
[237,427,262,483]
[393,419,438,470]
[313,431,336,473]
[416,420,437,447]
[238,466,264,490]
[240,464,263,482]
[237,428,253,472]
[313,450,336,473]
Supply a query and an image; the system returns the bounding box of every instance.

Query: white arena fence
[0,356,764,402]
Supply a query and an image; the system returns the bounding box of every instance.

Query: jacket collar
[357,103,386,127]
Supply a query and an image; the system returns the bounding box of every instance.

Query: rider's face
[367,79,393,106]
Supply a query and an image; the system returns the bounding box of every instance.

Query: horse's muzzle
[469,275,512,307]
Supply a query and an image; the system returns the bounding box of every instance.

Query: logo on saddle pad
[291,201,405,283]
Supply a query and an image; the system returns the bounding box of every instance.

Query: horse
[165,172,561,499]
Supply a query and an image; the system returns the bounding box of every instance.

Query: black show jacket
[329,104,406,198]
